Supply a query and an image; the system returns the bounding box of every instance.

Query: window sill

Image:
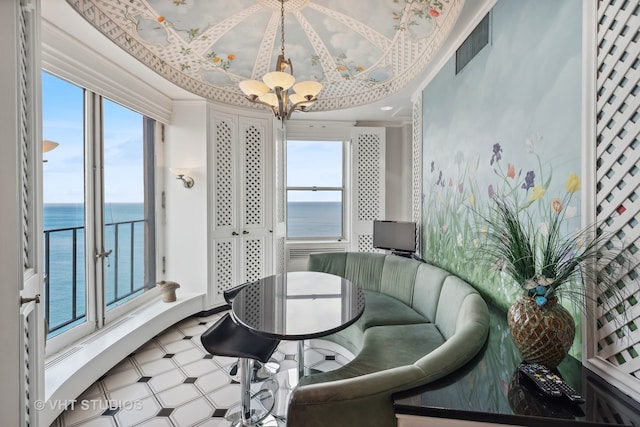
[42,292,206,425]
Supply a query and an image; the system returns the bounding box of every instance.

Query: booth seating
[286,252,490,427]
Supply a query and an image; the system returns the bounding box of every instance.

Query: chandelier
[238,0,323,121]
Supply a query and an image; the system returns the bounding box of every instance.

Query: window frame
[285,138,348,241]
[42,71,158,354]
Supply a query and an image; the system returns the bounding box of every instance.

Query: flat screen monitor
[373,220,416,254]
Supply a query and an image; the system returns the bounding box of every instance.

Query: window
[103,98,156,312]
[286,140,344,239]
[42,71,156,344]
[42,73,87,336]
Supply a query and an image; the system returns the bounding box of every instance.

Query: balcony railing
[44,219,149,336]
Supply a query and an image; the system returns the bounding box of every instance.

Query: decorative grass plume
[479,176,626,312]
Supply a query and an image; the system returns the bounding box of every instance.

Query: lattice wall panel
[356,133,382,222]
[215,240,234,294]
[243,125,264,227]
[276,236,285,275]
[215,121,234,228]
[595,0,640,383]
[413,94,423,255]
[351,128,385,253]
[243,238,264,282]
[358,235,374,253]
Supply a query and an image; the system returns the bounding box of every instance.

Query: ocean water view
[44,203,147,336]
[287,201,342,238]
[44,201,339,337]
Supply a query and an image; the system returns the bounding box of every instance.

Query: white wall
[164,101,209,295]
[385,124,413,221]
[357,122,413,221]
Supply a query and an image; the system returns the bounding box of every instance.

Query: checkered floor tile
[50,311,353,427]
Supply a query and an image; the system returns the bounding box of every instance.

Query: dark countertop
[393,303,640,426]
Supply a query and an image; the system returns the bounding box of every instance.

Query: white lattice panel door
[239,117,271,283]
[209,109,273,303]
[588,0,640,401]
[210,112,239,298]
[351,127,385,252]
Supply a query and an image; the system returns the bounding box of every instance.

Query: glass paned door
[103,99,153,311]
[42,72,156,346]
[42,72,88,337]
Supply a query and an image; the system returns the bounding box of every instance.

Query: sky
[42,72,144,204]
[42,71,343,205]
[287,140,343,202]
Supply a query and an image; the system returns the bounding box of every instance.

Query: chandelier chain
[280,0,285,57]
[238,0,322,121]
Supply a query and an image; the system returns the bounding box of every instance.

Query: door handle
[232,231,239,236]
[95,249,113,259]
[242,230,249,235]
[20,294,41,306]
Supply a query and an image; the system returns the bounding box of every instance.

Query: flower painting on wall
[423,135,585,309]
[420,0,585,314]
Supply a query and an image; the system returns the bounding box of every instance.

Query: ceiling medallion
[257,0,309,12]
[239,0,322,120]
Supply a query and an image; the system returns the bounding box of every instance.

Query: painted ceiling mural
[66,0,463,111]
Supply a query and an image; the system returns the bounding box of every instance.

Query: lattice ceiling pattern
[65,0,463,111]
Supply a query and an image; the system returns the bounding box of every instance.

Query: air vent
[456,12,490,74]
[288,247,346,259]
[45,346,82,369]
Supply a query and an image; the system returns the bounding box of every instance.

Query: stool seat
[223,283,281,384]
[201,313,281,426]
[201,313,279,363]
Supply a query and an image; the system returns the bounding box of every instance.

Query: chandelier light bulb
[289,93,314,107]
[293,81,323,98]
[263,71,295,91]
[239,80,269,97]
[258,93,279,108]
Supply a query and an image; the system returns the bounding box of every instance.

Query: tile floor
[50,310,353,427]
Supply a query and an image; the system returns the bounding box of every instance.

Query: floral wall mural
[420,0,583,316]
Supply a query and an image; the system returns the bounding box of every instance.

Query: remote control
[545,371,585,403]
[518,363,562,397]
[518,363,584,403]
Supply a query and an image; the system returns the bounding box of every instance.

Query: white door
[210,111,241,304]
[0,0,44,425]
[209,109,273,305]
[238,116,272,284]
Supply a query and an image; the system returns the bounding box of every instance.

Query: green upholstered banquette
[286,252,490,427]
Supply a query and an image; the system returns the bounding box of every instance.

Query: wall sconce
[169,168,194,189]
[43,139,59,162]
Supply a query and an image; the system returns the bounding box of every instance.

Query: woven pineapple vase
[506,296,575,369]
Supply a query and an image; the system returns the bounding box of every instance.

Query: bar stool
[224,284,280,382]
[201,313,280,426]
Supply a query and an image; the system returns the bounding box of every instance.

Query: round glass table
[231,271,365,378]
